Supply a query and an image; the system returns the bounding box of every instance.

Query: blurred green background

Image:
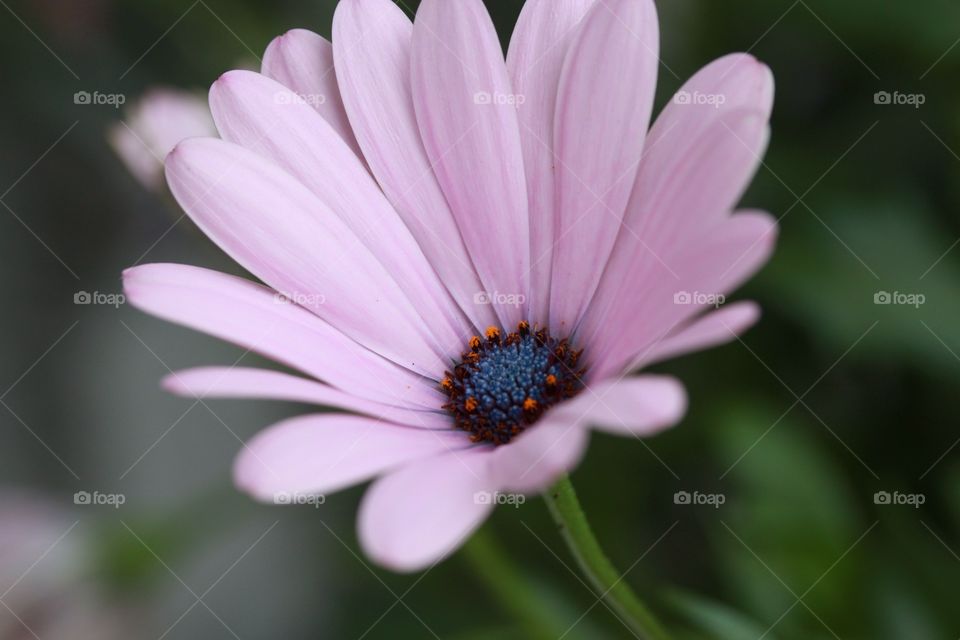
[1,0,958,638]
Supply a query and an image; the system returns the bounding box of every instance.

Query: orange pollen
[523,397,538,411]
[464,397,478,412]
[485,326,501,340]
[469,336,482,350]
[441,377,454,391]
[545,374,558,386]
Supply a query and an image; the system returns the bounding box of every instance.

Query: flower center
[441,321,585,445]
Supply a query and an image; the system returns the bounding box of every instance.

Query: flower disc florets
[441,321,585,445]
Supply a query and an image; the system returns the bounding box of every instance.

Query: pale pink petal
[163,367,450,429]
[632,109,771,249]
[619,55,774,258]
[332,0,496,332]
[556,375,687,437]
[642,53,774,164]
[261,28,363,159]
[591,210,778,379]
[581,56,772,348]
[489,415,589,494]
[209,70,471,356]
[411,0,530,328]
[580,108,772,354]
[506,0,597,324]
[489,375,684,492]
[123,264,441,409]
[165,137,448,378]
[358,448,495,572]
[234,414,466,501]
[549,0,660,334]
[636,301,761,368]
[108,88,214,191]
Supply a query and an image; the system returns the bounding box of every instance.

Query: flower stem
[543,475,672,640]
[462,528,567,640]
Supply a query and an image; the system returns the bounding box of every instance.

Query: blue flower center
[441,322,585,445]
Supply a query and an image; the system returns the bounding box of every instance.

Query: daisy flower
[123,0,775,574]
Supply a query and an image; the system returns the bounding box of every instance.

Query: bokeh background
[1,0,959,638]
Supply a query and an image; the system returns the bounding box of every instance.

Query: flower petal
[209,70,471,357]
[637,301,761,368]
[164,137,448,378]
[358,447,495,572]
[163,367,450,429]
[261,28,364,159]
[643,53,774,155]
[411,0,530,328]
[580,107,772,356]
[591,210,778,379]
[489,415,589,494]
[581,56,772,346]
[234,414,466,501]
[549,0,660,334]
[122,264,440,409]
[108,88,215,191]
[557,375,687,437]
[506,0,597,323]
[332,0,496,332]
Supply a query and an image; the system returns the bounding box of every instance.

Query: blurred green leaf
[708,404,863,638]
[666,589,782,640]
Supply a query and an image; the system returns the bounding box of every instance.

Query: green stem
[543,475,672,640]
[462,527,566,640]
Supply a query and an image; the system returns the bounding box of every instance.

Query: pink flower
[123,0,776,572]
[108,88,215,191]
